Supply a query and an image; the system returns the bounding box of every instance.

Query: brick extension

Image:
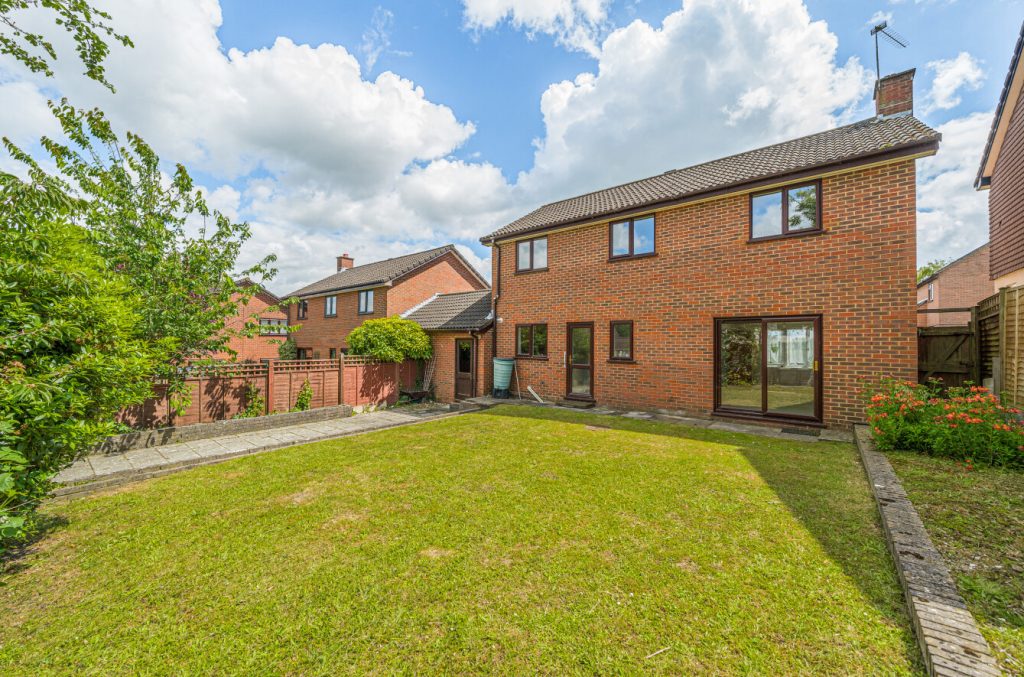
[854,426,1000,677]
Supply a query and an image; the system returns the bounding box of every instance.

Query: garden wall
[120,358,418,429]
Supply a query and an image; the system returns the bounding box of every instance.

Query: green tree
[346,317,433,363]
[917,259,950,283]
[0,0,132,90]
[5,101,277,403]
[277,336,298,361]
[0,172,163,549]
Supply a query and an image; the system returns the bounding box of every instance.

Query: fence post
[971,306,982,385]
[338,356,344,407]
[266,360,275,414]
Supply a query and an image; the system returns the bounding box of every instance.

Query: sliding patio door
[715,316,821,423]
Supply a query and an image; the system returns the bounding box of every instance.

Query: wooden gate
[918,325,977,387]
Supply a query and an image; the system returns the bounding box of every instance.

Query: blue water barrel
[493,358,515,390]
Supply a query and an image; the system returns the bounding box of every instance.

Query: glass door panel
[718,321,762,411]
[567,324,593,398]
[766,320,816,417]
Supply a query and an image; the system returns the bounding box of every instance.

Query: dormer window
[750,181,821,241]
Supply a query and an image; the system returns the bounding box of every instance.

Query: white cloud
[865,10,893,26]
[924,52,985,112]
[461,0,612,55]
[515,0,872,204]
[916,112,991,264]
[360,6,394,72]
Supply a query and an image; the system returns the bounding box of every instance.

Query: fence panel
[917,326,975,387]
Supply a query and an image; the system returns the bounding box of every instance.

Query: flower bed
[866,379,1024,469]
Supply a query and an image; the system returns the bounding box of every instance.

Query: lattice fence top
[341,355,386,366]
[274,359,341,373]
[180,362,268,378]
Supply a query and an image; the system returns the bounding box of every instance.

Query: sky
[1,0,1022,295]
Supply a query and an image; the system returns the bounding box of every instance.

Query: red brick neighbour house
[286,245,488,359]
[916,244,991,327]
[480,71,940,429]
[403,290,494,402]
[213,278,288,361]
[977,22,1024,291]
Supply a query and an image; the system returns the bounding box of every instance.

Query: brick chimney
[336,253,354,271]
[874,68,915,117]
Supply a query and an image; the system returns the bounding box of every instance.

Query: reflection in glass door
[566,323,594,399]
[716,316,820,421]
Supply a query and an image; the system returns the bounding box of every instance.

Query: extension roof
[287,245,485,298]
[403,290,493,332]
[482,114,940,243]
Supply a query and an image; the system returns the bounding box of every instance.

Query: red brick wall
[287,286,386,357]
[916,244,990,327]
[492,160,919,428]
[875,71,914,117]
[990,90,1024,281]
[429,330,492,402]
[214,291,288,362]
[388,251,487,316]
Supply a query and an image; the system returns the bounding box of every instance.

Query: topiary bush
[346,317,432,363]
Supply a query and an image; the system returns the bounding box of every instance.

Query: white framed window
[358,290,374,314]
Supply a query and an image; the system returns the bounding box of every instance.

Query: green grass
[1,406,920,674]
[887,451,1024,674]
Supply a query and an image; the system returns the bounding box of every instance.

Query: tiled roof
[976,21,1024,188]
[404,290,493,331]
[288,245,472,298]
[482,114,940,243]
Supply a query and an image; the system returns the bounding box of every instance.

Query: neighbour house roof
[977,21,1024,189]
[916,242,990,288]
[403,290,493,331]
[287,244,486,298]
[234,277,282,304]
[482,114,941,243]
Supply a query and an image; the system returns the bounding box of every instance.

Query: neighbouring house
[977,21,1024,291]
[286,245,488,359]
[212,278,288,362]
[403,289,494,402]
[479,69,940,429]
[916,244,991,327]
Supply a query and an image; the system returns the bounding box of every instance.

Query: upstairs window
[609,321,634,361]
[259,318,288,336]
[324,295,337,317]
[750,181,820,240]
[516,237,548,272]
[927,283,934,302]
[358,290,374,314]
[516,324,548,358]
[296,300,308,320]
[610,215,655,259]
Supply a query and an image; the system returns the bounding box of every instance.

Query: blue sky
[1,0,1021,293]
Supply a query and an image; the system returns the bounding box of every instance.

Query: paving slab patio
[55,405,464,496]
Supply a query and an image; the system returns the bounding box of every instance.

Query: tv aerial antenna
[870,21,908,80]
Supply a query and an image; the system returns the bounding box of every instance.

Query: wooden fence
[121,357,420,429]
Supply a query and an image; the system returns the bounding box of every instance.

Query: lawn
[1,406,920,674]
[887,451,1024,674]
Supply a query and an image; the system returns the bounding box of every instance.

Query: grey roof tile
[404,290,493,331]
[288,245,465,298]
[483,114,940,242]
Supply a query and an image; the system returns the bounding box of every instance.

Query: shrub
[233,384,265,419]
[346,317,432,363]
[278,336,298,361]
[866,379,1024,468]
[293,380,313,412]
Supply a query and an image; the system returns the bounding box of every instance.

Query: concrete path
[55,407,463,497]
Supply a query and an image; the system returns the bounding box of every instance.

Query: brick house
[286,245,488,359]
[916,244,991,327]
[212,278,288,362]
[479,71,940,428]
[403,290,494,402]
[977,21,1024,291]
